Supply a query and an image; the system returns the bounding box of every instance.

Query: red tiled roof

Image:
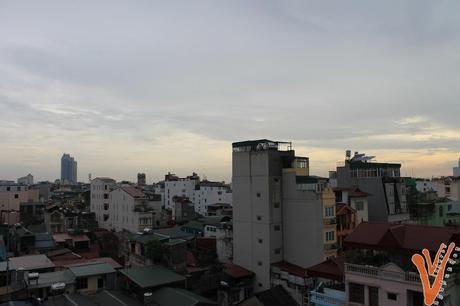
[336,203,356,215]
[121,186,145,198]
[272,261,307,278]
[307,256,345,282]
[224,262,254,279]
[349,187,370,198]
[344,222,460,252]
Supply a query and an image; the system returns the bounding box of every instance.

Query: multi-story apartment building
[232,139,338,294]
[90,177,116,229]
[433,176,460,201]
[306,222,460,306]
[163,172,199,210]
[194,180,232,216]
[336,151,408,222]
[0,182,39,224]
[17,174,34,186]
[156,172,233,216]
[415,178,437,193]
[91,178,162,233]
[61,153,78,185]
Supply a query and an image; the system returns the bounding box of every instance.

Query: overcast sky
[1,0,460,183]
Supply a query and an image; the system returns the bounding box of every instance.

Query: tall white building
[158,172,233,216]
[17,174,34,186]
[232,139,334,292]
[90,177,116,229]
[91,177,162,232]
[163,172,199,210]
[194,181,232,216]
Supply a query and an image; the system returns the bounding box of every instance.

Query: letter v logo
[411,242,456,306]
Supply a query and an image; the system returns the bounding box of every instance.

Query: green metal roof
[154,226,195,240]
[148,287,217,306]
[119,265,185,289]
[181,221,204,231]
[69,263,116,278]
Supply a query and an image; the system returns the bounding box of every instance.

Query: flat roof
[9,254,55,271]
[148,287,217,306]
[119,265,185,289]
[69,263,115,278]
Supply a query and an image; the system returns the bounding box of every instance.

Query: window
[258,238,263,244]
[325,231,335,241]
[325,206,334,217]
[76,277,88,289]
[355,201,364,211]
[349,283,364,304]
[257,216,261,221]
[14,194,19,199]
[274,225,281,231]
[6,187,10,191]
[439,206,444,217]
[105,185,108,190]
[257,261,262,266]
[104,194,109,199]
[387,293,397,301]
[104,203,109,210]
[256,192,261,198]
[274,248,281,254]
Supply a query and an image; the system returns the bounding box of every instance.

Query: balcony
[308,291,346,306]
[324,218,337,225]
[345,263,420,285]
[324,243,339,251]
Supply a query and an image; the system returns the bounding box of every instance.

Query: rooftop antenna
[88,173,92,182]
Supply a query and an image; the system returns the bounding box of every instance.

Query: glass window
[355,201,364,211]
[387,293,397,301]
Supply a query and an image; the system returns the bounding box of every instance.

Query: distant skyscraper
[454,158,460,177]
[61,153,77,184]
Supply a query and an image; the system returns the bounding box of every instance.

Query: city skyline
[1,1,460,182]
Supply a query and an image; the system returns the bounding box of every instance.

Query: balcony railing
[308,291,346,306]
[324,243,340,251]
[345,263,420,285]
[324,218,337,225]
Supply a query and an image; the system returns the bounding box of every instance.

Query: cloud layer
[1,0,459,182]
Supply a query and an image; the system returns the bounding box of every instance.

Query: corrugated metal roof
[69,263,115,278]
[119,265,185,289]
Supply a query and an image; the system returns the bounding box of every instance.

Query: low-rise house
[53,233,90,251]
[119,265,186,302]
[68,263,117,294]
[240,285,299,306]
[44,289,143,306]
[218,262,254,306]
[44,205,97,234]
[26,270,75,299]
[145,287,217,306]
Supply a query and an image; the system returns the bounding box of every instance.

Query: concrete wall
[282,171,323,267]
[0,188,39,212]
[233,149,290,291]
